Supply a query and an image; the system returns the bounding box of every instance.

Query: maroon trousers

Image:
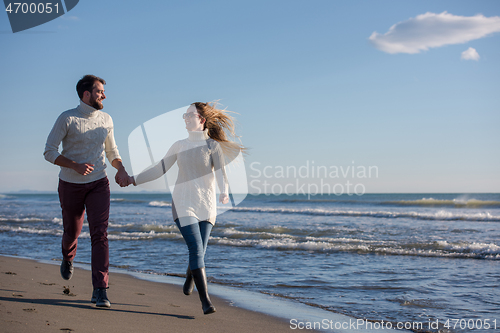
[58,177,110,289]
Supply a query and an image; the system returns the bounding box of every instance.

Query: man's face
[88,81,106,110]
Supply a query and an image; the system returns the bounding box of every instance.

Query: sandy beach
[0,255,293,333]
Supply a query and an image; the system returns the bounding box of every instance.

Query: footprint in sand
[63,286,76,297]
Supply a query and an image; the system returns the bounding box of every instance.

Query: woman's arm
[131,142,178,186]
[210,141,229,203]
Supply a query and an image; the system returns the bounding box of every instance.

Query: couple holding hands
[44,74,244,314]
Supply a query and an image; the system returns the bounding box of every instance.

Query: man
[44,75,129,308]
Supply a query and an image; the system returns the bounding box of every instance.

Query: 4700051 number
[5,2,60,14]
[444,319,497,330]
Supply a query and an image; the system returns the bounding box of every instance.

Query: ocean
[1,192,499,332]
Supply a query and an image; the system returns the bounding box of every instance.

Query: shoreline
[0,255,294,333]
[0,255,410,333]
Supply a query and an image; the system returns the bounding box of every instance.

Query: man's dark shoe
[60,260,73,280]
[93,288,111,308]
[91,289,97,303]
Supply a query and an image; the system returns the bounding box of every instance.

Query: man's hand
[74,163,94,176]
[111,159,130,187]
[54,156,94,176]
[115,167,129,187]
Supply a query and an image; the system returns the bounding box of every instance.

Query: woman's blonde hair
[193,101,247,160]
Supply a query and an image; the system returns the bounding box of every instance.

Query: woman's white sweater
[134,129,228,225]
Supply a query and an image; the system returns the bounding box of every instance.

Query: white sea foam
[0,225,61,235]
[209,235,500,260]
[388,197,500,207]
[140,224,177,232]
[107,222,177,232]
[220,227,381,246]
[229,206,500,222]
[220,227,295,239]
[108,222,136,228]
[436,240,500,253]
[108,230,181,241]
[149,201,172,207]
[211,236,374,253]
[0,216,46,222]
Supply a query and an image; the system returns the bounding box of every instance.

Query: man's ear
[83,90,91,99]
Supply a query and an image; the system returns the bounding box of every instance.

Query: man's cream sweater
[44,101,121,184]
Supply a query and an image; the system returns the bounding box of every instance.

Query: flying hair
[193,101,247,161]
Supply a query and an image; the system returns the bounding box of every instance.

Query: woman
[127,102,244,314]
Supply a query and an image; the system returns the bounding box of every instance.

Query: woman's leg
[175,217,216,314]
[179,220,213,295]
[191,220,215,313]
[175,217,205,270]
[199,221,213,256]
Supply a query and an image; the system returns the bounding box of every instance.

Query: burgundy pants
[58,177,110,289]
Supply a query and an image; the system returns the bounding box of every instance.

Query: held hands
[69,161,133,187]
[219,193,229,204]
[115,174,135,187]
[125,176,135,187]
[73,162,133,187]
[115,168,133,187]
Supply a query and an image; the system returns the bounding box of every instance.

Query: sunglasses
[182,112,203,120]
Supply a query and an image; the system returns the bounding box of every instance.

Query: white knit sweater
[134,129,228,225]
[44,101,121,184]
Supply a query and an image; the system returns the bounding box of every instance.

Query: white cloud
[461,47,480,61]
[369,11,500,54]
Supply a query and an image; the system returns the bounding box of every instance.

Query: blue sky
[1,0,499,193]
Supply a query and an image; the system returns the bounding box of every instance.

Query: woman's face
[183,105,205,131]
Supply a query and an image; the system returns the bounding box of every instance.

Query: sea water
[1,192,499,332]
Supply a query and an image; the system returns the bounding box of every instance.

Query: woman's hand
[219,193,229,204]
[118,176,135,187]
[127,176,136,187]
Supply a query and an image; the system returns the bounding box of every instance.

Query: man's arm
[103,115,129,186]
[112,158,130,186]
[44,113,68,164]
[54,155,95,176]
[45,112,94,176]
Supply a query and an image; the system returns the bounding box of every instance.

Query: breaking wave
[229,206,500,222]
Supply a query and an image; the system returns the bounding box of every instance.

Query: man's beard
[89,96,104,110]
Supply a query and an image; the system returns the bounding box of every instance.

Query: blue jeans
[175,217,213,270]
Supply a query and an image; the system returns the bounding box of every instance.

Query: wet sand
[0,255,294,332]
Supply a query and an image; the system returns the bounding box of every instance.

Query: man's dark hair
[76,75,106,100]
